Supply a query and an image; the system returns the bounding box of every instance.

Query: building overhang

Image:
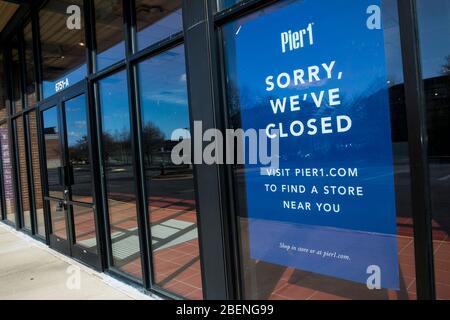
[0,0,35,44]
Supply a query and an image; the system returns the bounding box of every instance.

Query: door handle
[63,189,69,205]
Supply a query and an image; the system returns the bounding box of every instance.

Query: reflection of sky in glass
[98,70,130,135]
[97,41,125,71]
[43,64,87,99]
[65,95,88,146]
[218,0,243,10]
[137,9,183,51]
[138,45,189,139]
[43,107,59,134]
[417,0,450,79]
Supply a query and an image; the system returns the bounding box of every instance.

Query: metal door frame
[37,80,102,270]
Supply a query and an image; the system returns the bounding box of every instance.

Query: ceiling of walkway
[0,1,19,33]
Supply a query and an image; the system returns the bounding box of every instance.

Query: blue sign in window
[229,0,399,289]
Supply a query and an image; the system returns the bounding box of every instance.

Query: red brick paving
[262,215,450,300]
[47,194,449,300]
[102,195,204,299]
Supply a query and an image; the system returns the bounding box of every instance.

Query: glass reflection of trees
[138,46,203,299]
[102,130,133,166]
[99,70,143,280]
[68,135,89,165]
[141,123,164,167]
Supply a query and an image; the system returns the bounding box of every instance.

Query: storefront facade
[0,0,449,300]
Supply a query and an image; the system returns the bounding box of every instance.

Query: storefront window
[11,38,22,113]
[137,45,203,299]
[417,0,450,300]
[65,95,94,203]
[217,0,244,11]
[95,0,125,71]
[27,111,45,237]
[24,22,37,107]
[39,0,87,99]
[0,123,16,225]
[0,167,2,221]
[14,117,31,230]
[98,70,143,280]
[43,107,63,200]
[135,0,183,51]
[223,0,416,300]
[0,52,7,120]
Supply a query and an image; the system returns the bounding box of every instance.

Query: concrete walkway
[0,223,155,300]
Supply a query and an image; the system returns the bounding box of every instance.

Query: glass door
[42,104,68,253]
[39,83,101,269]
